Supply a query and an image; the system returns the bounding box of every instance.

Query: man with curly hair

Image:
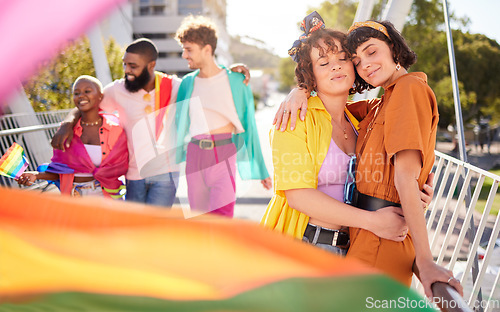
[175,15,272,218]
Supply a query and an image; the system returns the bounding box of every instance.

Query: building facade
[131,0,232,76]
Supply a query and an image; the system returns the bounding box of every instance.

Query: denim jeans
[126,172,179,207]
[71,180,102,197]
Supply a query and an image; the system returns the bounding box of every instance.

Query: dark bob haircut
[346,20,417,91]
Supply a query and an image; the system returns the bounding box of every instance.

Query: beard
[124,66,151,93]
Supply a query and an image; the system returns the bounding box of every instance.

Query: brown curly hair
[294,28,365,95]
[346,20,417,91]
[175,15,218,55]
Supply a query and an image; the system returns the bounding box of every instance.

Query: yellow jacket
[261,96,359,239]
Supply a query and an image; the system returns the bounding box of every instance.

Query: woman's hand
[421,172,434,210]
[261,177,272,190]
[273,88,309,131]
[415,258,464,298]
[368,206,408,241]
[17,172,37,186]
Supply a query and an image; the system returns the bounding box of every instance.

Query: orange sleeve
[384,77,435,162]
[347,98,382,121]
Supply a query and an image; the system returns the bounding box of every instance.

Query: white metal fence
[422,150,500,312]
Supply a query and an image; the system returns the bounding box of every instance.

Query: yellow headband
[348,21,390,38]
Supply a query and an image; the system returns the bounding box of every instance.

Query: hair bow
[288,11,326,62]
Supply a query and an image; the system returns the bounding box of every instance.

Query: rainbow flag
[0,188,437,311]
[0,143,29,179]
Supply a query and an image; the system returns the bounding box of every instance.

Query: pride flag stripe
[0,144,22,171]
[0,143,29,179]
[0,275,434,311]
[0,188,435,311]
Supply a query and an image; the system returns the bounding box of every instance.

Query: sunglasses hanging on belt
[344,155,357,205]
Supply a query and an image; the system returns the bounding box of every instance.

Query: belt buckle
[332,231,339,247]
[199,139,214,150]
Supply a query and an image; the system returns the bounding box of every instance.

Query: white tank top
[74,144,102,177]
[189,70,244,137]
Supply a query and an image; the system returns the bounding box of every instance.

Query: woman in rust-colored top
[345,20,462,298]
[272,20,463,299]
[345,74,436,284]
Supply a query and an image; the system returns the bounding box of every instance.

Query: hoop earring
[396,63,401,71]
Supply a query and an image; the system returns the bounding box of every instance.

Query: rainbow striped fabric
[0,143,29,179]
[0,188,436,311]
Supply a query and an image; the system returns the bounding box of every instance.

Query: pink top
[189,70,244,137]
[317,138,351,201]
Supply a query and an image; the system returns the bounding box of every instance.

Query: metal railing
[0,110,71,187]
[0,109,71,130]
[433,282,473,312]
[421,150,500,312]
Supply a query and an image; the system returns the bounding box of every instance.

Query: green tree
[452,33,500,123]
[433,77,476,127]
[23,36,124,112]
[405,0,500,125]
[105,38,126,81]
[314,0,358,31]
[278,57,297,92]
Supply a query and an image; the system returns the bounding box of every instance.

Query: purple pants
[186,133,236,217]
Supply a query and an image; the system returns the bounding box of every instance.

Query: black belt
[351,189,401,211]
[303,224,350,248]
[190,138,233,150]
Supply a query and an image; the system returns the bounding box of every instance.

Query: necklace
[358,101,384,157]
[333,119,348,140]
[80,119,101,126]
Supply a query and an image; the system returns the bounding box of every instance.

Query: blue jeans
[126,172,179,207]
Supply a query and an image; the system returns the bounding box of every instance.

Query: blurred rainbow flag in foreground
[0,188,437,311]
[0,143,29,179]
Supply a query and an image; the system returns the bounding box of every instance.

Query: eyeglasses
[344,155,356,204]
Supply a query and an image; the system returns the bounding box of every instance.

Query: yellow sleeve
[270,120,316,191]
